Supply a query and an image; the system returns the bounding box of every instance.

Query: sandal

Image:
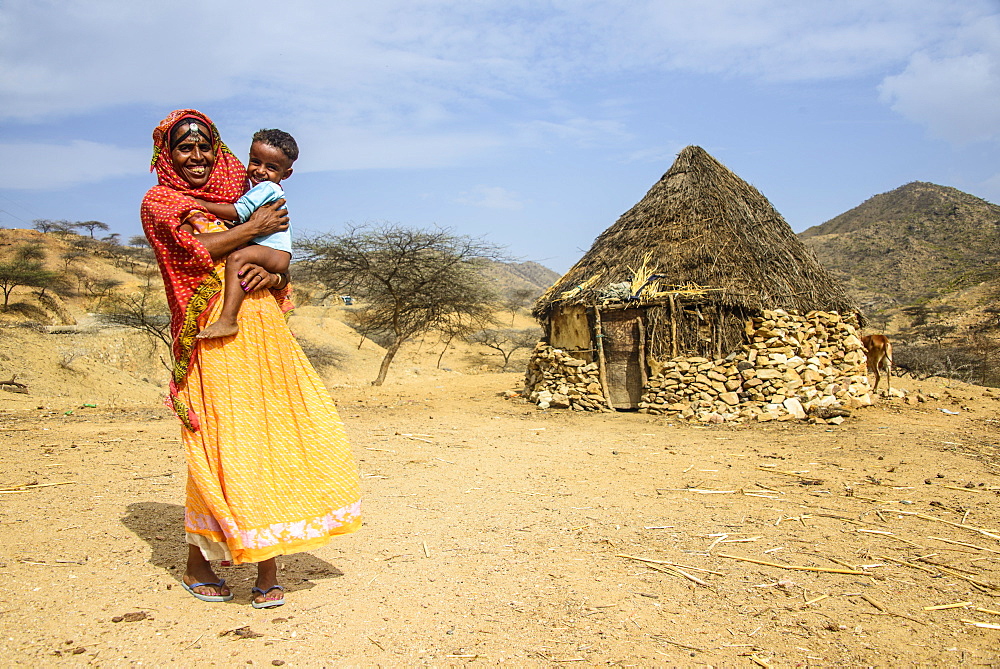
[181,579,234,602]
[251,584,285,609]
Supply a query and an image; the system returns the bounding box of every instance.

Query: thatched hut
[526,146,868,421]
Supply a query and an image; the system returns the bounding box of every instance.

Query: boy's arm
[191,198,239,221]
[235,182,284,223]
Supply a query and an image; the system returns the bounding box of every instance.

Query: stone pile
[523,344,613,411]
[524,309,872,424]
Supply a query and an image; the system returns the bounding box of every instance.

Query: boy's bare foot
[196,320,240,340]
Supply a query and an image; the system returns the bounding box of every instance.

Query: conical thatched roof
[534,146,860,317]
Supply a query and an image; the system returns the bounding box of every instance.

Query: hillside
[480,259,560,299]
[799,182,1000,307]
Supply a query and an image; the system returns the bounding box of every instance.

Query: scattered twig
[858,594,926,625]
[888,509,1000,541]
[0,375,27,393]
[878,555,938,574]
[960,619,1000,630]
[19,558,86,567]
[800,552,860,572]
[921,562,1000,592]
[644,562,711,587]
[650,636,706,653]
[721,536,763,543]
[927,536,1000,555]
[618,554,725,576]
[0,481,77,493]
[182,634,205,651]
[718,553,867,575]
[398,433,434,443]
[924,602,972,611]
[658,488,737,494]
[812,513,865,527]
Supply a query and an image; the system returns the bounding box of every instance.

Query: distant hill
[481,260,560,300]
[799,182,1000,308]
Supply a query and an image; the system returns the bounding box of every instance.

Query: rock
[719,392,739,406]
[782,397,807,420]
[550,393,570,408]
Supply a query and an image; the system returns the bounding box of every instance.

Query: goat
[861,334,893,396]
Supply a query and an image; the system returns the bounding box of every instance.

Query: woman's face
[169,121,216,188]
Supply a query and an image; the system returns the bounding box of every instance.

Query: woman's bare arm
[180,200,289,261]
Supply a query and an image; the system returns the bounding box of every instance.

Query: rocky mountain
[799,182,1000,309]
[480,260,560,300]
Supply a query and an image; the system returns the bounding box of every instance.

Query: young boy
[194,129,297,340]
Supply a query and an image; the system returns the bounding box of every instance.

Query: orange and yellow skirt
[177,281,361,564]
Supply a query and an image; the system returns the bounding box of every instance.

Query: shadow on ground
[121,501,343,596]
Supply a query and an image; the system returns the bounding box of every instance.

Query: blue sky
[1,0,998,273]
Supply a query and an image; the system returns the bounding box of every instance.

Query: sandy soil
[2,362,1000,667]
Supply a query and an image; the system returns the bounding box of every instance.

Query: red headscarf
[140,109,289,430]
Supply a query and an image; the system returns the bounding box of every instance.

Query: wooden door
[600,309,645,409]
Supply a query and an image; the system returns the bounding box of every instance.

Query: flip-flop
[181,579,234,602]
[251,585,285,609]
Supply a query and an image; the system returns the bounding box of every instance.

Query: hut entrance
[600,309,646,409]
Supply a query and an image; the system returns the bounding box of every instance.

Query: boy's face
[247,141,294,186]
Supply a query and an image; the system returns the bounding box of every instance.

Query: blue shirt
[234,181,291,254]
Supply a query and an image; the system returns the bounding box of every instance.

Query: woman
[141,109,361,608]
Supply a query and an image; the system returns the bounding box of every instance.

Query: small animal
[861,334,893,396]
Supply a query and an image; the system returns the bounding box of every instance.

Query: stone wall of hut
[523,309,872,424]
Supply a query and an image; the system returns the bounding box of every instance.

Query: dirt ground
[2,360,1000,668]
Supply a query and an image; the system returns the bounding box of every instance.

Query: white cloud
[879,14,1000,144]
[4,0,992,120]
[455,186,525,211]
[0,141,148,190]
[516,117,631,148]
[2,0,999,192]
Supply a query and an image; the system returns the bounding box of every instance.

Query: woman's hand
[239,263,285,293]
[189,199,289,261]
[243,199,289,238]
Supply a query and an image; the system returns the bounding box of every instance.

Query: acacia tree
[434,310,497,369]
[77,220,110,238]
[468,327,541,370]
[503,287,537,325]
[0,244,60,308]
[297,224,506,385]
[100,287,172,348]
[33,219,76,234]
